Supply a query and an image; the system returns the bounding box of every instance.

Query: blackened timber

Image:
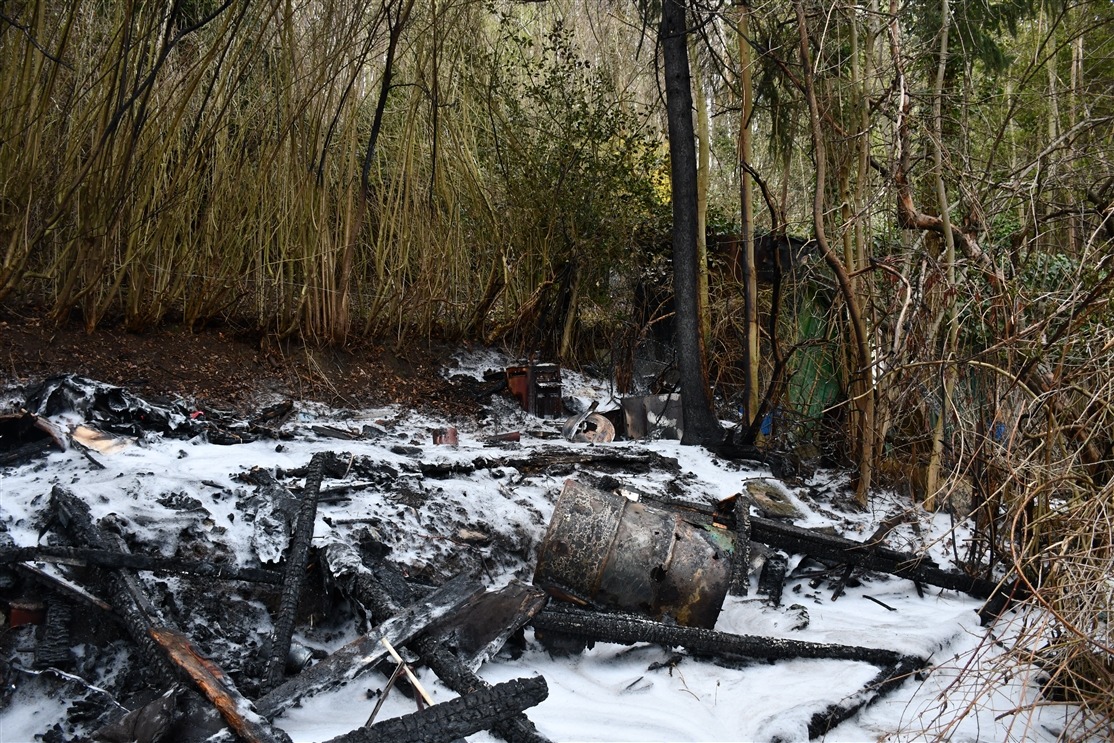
[325,544,553,743]
[1,545,283,585]
[415,450,680,478]
[323,676,549,743]
[430,582,548,670]
[50,486,177,682]
[749,515,999,598]
[34,600,73,669]
[264,452,327,690]
[530,606,914,667]
[806,653,926,738]
[150,628,290,743]
[728,496,751,596]
[757,552,787,606]
[255,573,485,720]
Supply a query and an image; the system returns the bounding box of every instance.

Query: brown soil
[0,306,486,419]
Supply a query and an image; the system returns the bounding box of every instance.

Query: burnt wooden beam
[748,515,1000,598]
[264,452,327,690]
[806,653,925,738]
[530,606,916,668]
[325,543,553,743]
[728,495,751,596]
[322,676,549,743]
[150,628,290,743]
[414,449,679,478]
[255,573,485,720]
[1,545,283,585]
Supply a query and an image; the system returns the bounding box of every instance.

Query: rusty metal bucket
[533,480,734,628]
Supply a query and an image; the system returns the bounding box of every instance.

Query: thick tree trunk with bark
[660,0,723,446]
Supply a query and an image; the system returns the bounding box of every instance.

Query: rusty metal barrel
[533,480,734,628]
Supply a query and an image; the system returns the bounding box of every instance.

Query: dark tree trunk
[659,0,723,446]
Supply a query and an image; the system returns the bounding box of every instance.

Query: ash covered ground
[0,349,1085,742]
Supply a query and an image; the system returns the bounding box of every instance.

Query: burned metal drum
[533,480,734,628]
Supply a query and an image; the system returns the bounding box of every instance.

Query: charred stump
[264,452,328,690]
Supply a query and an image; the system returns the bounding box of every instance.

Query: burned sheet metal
[533,480,733,628]
[561,400,615,444]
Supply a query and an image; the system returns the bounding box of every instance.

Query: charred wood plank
[255,573,485,720]
[33,599,72,669]
[728,495,751,596]
[325,544,553,743]
[530,606,914,668]
[264,452,328,690]
[1,545,283,585]
[430,582,549,671]
[806,653,925,738]
[757,551,787,606]
[149,627,290,743]
[415,450,679,478]
[323,676,549,743]
[748,515,999,598]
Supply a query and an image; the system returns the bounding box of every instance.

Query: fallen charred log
[0,545,283,585]
[806,653,925,738]
[530,605,926,740]
[530,605,917,668]
[414,449,681,479]
[323,676,549,743]
[728,495,751,597]
[747,515,1000,598]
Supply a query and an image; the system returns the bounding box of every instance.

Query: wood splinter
[149,627,289,743]
[380,637,434,707]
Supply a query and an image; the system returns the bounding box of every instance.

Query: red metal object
[505,363,563,418]
[8,598,45,627]
[506,366,530,410]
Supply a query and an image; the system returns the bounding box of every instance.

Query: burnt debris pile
[0,376,1008,742]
